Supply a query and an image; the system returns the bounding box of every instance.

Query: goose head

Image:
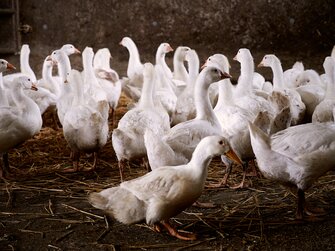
[0,59,16,72]
[258,54,279,68]
[15,76,38,91]
[323,56,335,76]
[61,44,81,55]
[197,135,242,164]
[119,36,136,48]
[202,54,230,73]
[93,48,112,70]
[200,66,232,85]
[233,48,253,64]
[295,69,323,87]
[174,46,191,61]
[157,43,174,56]
[44,56,57,68]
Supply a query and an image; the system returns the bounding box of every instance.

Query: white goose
[283,61,304,89]
[155,42,174,79]
[89,135,242,240]
[50,49,74,126]
[144,66,231,171]
[93,48,122,125]
[0,76,42,178]
[171,49,199,125]
[248,119,335,219]
[82,47,109,122]
[172,46,191,84]
[233,48,276,118]
[62,69,109,171]
[120,36,144,95]
[24,57,58,115]
[295,69,326,122]
[0,59,16,106]
[112,63,170,181]
[3,44,37,83]
[258,54,306,125]
[312,57,335,123]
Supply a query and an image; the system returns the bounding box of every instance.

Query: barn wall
[18,0,334,58]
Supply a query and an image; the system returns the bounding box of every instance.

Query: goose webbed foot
[161,220,197,241]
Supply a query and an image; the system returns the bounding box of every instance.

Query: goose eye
[28,78,31,81]
[219,140,223,145]
[1,61,4,64]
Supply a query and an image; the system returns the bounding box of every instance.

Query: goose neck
[194,74,217,123]
[325,66,335,99]
[271,59,285,90]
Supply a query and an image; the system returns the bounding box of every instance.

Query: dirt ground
[1,47,335,251]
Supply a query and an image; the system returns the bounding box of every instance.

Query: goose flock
[1,39,335,240]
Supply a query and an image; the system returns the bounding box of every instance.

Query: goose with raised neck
[0,76,42,178]
[171,49,200,125]
[62,69,108,172]
[312,56,335,122]
[93,48,122,125]
[120,36,144,86]
[50,49,73,126]
[155,42,174,79]
[258,54,306,125]
[0,59,16,106]
[112,63,170,181]
[173,46,190,83]
[161,66,231,161]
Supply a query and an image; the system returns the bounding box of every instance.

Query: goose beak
[258,61,265,67]
[6,62,16,70]
[201,60,208,69]
[233,55,237,61]
[74,48,81,54]
[31,83,38,91]
[225,149,243,165]
[221,71,232,79]
[167,45,174,52]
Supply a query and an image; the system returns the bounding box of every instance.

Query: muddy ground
[1,47,335,251]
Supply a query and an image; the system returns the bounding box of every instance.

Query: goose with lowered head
[89,135,242,240]
[0,76,42,178]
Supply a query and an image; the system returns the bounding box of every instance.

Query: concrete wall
[19,0,334,56]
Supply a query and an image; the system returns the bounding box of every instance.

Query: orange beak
[74,48,81,54]
[7,62,16,70]
[167,45,174,52]
[226,149,243,165]
[257,62,264,67]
